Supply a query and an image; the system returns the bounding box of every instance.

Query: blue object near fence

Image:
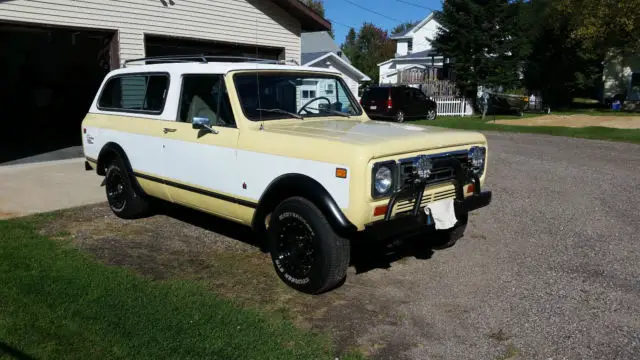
[612,100,622,111]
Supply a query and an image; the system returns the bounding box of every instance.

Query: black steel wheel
[104,157,149,219]
[105,166,127,212]
[268,197,350,294]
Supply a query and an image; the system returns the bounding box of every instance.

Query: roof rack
[122,55,299,67]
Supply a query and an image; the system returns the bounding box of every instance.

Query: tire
[426,109,437,121]
[104,156,149,219]
[268,197,350,294]
[395,110,405,123]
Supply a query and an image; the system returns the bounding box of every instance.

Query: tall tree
[557,0,640,54]
[521,0,602,106]
[344,23,395,83]
[300,0,334,39]
[433,0,530,101]
[391,21,418,36]
[341,28,358,60]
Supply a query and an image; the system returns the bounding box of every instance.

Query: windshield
[234,72,362,121]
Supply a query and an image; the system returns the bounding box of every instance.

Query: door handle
[163,128,177,134]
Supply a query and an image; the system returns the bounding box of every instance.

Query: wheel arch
[251,174,357,236]
[96,142,146,195]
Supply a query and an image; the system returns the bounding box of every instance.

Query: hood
[264,119,487,158]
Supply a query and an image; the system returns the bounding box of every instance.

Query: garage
[0,0,330,164]
[0,23,116,164]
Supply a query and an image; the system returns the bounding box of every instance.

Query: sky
[322,0,443,45]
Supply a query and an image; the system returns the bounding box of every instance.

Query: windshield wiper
[306,107,351,118]
[256,108,303,120]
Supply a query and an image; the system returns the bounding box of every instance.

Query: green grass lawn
[415,116,640,144]
[0,217,362,360]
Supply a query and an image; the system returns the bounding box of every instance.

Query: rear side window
[362,88,390,103]
[98,73,169,113]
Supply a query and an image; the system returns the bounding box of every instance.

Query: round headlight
[374,166,393,194]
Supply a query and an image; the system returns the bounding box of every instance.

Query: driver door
[161,74,243,221]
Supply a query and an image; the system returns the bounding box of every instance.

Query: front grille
[393,186,457,215]
[398,151,469,189]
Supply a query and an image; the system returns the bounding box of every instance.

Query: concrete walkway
[0,158,105,219]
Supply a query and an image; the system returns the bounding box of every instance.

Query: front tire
[105,157,149,219]
[268,197,350,294]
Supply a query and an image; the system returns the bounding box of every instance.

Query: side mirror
[192,117,210,130]
[192,117,219,136]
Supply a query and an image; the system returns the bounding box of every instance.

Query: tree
[432,0,530,102]
[520,0,603,106]
[341,23,395,83]
[341,28,358,60]
[557,0,640,54]
[391,21,418,36]
[301,0,334,39]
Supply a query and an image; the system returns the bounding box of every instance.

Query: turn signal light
[335,168,347,178]
[374,205,388,217]
[467,183,475,194]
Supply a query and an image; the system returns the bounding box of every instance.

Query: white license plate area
[370,105,377,110]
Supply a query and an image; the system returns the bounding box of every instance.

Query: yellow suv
[82,56,491,294]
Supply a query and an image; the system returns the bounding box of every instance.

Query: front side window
[98,74,168,113]
[234,72,362,120]
[178,74,235,127]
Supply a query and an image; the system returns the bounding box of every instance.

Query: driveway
[0,158,104,219]
[36,133,640,360]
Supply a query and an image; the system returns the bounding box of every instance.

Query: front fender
[252,174,357,236]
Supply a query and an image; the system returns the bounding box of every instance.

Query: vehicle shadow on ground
[152,200,442,276]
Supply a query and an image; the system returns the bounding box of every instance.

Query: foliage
[432,0,531,101]
[391,21,418,36]
[519,0,603,106]
[557,0,640,53]
[300,0,334,39]
[341,24,395,83]
[0,218,365,360]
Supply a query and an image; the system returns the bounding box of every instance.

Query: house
[378,12,450,85]
[0,0,330,163]
[602,52,640,107]
[301,31,371,99]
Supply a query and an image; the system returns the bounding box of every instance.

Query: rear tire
[426,109,437,120]
[104,157,149,219]
[395,110,405,123]
[268,197,350,294]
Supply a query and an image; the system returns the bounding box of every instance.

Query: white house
[0,0,330,163]
[301,31,371,98]
[378,12,449,85]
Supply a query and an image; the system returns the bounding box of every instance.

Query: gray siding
[0,0,302,64]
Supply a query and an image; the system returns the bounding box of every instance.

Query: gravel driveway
[40,132,640,360]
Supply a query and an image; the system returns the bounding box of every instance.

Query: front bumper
[364,157,492,239]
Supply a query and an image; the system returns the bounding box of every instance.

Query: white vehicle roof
[108,61,342,77]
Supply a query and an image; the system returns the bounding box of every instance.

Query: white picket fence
[433,96,474,117]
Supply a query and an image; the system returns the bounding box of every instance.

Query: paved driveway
[37,133,640,360]
[0,158,104,219]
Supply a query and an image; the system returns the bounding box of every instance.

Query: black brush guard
[366,159,492,233]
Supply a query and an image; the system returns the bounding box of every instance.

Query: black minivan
[360,85,437,122]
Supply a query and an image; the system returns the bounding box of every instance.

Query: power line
[327,18,355,30]
[394,0,437,11]
[341,0,402,23]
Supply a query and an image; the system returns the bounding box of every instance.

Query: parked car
[361,85,438,122]
[82,56,491,294]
